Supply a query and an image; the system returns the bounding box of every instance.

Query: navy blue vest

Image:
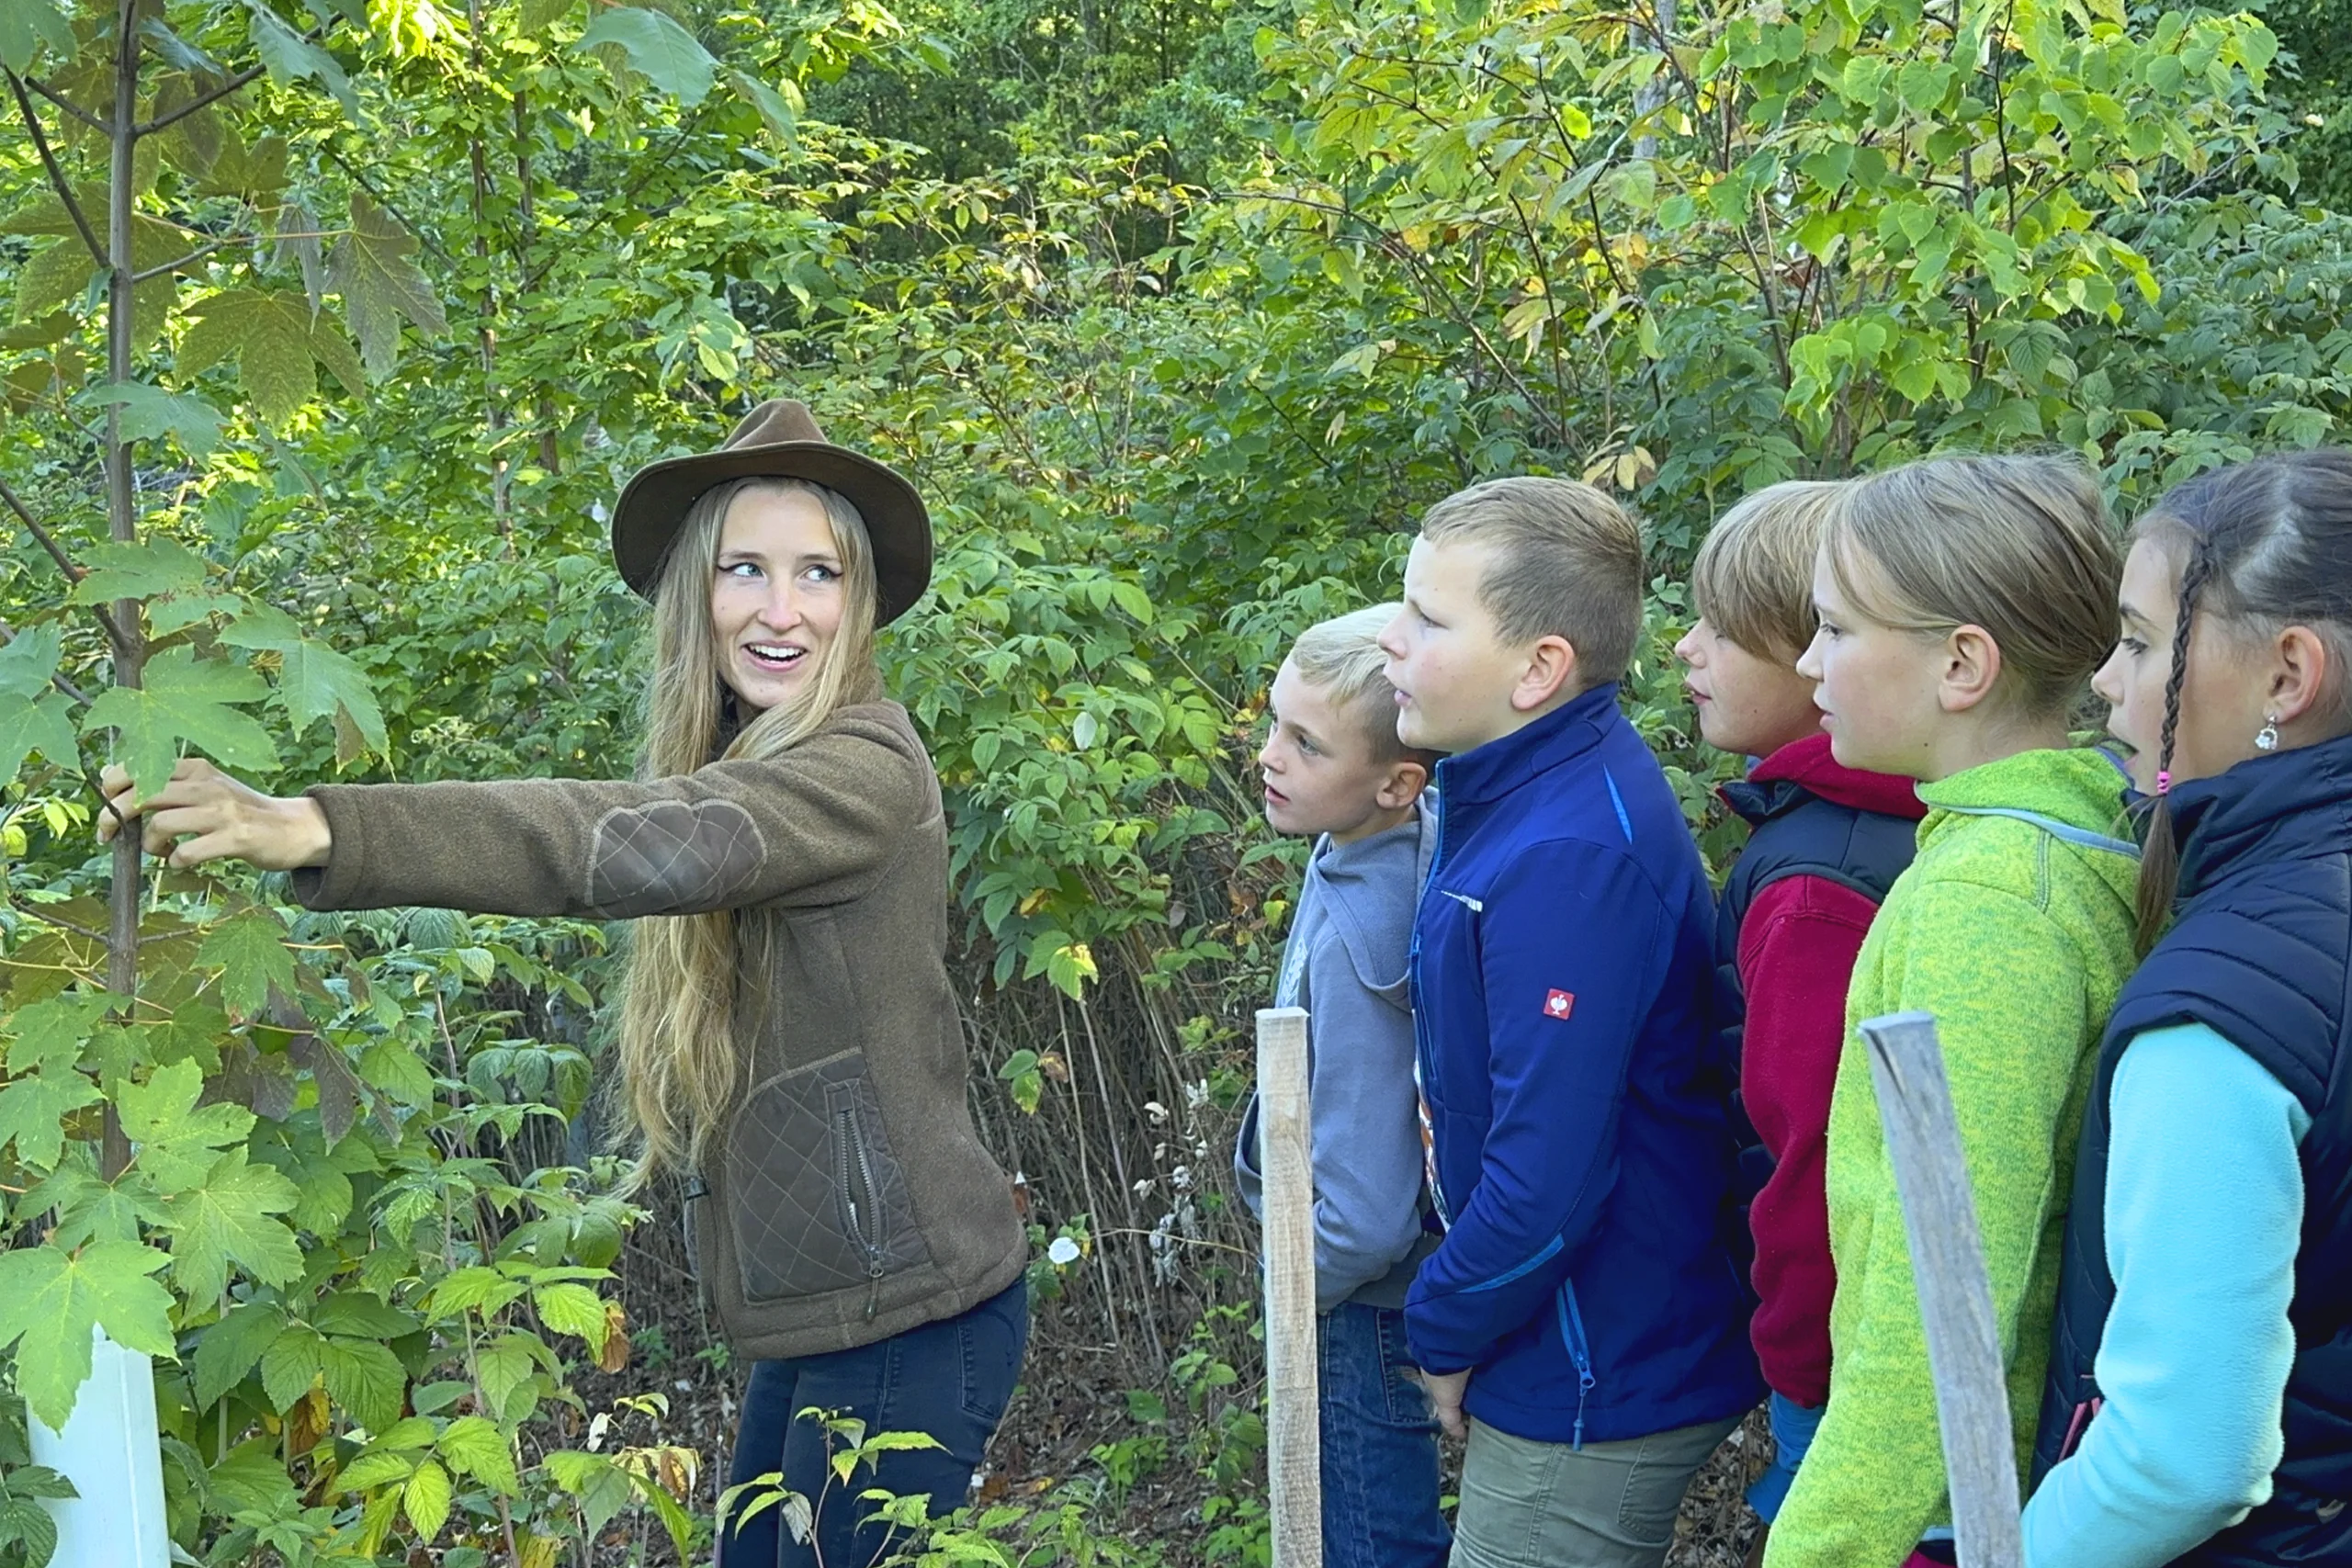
[2033,735,2352,1565]
[1714,773,1920,1201]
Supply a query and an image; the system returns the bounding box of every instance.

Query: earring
[2256,714,2281,751]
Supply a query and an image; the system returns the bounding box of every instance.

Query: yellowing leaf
[401,1457,452,1541]
[437,1414,520,1495]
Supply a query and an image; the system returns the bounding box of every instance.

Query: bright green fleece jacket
[1766,747,2140,1568]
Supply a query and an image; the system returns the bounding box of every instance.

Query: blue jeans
[1744,1391,1825,1523]
[1319,1301,1452,1568]
[719,1280,1029,1568]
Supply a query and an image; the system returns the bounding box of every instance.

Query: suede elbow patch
[588,799,765,915]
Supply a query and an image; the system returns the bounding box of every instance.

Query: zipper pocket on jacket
[1555,1279,1598,1450]
[834,1104,889,1319]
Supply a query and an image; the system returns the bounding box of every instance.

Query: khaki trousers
[1450,1412,1743,1568]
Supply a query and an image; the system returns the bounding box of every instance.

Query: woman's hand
[96,759,333,872]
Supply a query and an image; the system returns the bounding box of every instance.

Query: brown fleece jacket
[291,700,1027,1359]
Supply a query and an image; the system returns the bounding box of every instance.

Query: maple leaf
[175,288,319,430]
[328,192,447,378]
[0,1241,176,1428]
[114,1057,254,1190]
[195,910,297,1019]
[221,605,389,761]
[79,642,278,800]
[166,1147,303,1303]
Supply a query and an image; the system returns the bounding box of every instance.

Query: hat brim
[609,441,933,626]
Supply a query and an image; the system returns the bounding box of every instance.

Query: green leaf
[0,1068,100,1170]
[242,0,356,115]
[80,643,278,799]
[518,0,573,28]
[532,1281,608,1352]
[326,193,447,379]
[0,1242,175,1428]
[69,537,209,605]
[402,1457,452,1541]
[0,1495,57,1568]
[221,607,389,758]
[195,911,297,1018]
[258,1323,323,1414]
[309,313,366,398]
[6,994,110,1076]
[0,690,80,784]
[0,622,60,701]
[115,1057,255,1190]
[191,1301,288,1408]
[424,1265,525,1321]
[726,67,797,144]
[165,1147,303,1302]
[317,1336,405,1432]
[11,240,93,323]
[359,1039,436,1108]
[310,1292,421,1340]
[336,1448,419,1491]
[0,0,76,72]
[176,288,319,429]
[82,381,221,457]
[576,6,716,105]
[436,1415,519,1495]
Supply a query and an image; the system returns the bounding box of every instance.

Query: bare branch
[5,73,108,268]
[0,476,87,583]
[134,60,270,136]
[130,237,227,283]
[22,74,105,132]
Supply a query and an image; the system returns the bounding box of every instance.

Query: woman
[104,399,1032,1567]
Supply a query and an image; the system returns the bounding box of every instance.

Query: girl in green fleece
[1766,455,2139,1568]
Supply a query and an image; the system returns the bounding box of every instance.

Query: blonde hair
[1419,476,1645,684]
[1690,480,1845,660]
[1286,604,1426,762]
[1825,454,2120,717]
[615,476,883,1179]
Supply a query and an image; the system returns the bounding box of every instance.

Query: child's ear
[1376,759,1430,810]
[1512,635,1580,712]
[2268,624,2334,729]
[1938,623,2004,714]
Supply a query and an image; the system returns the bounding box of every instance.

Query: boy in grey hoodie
[1235,604,1450,1568]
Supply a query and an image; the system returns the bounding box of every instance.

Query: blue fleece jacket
[2023,1022,2309,1568]
[1235,805,1439,1311]
[1404,683,1761,1446]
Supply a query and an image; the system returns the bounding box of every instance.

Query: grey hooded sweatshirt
[1234,802,1439,1312]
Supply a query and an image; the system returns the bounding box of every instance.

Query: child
[2025,449,2352,1568]
[1234,604,1451,1568]
[1381,478,1761,1568]
[1766,455,2138,1568]
[1674,479,1927,1543]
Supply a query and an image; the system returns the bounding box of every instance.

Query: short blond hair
[1287,604,1427,763]
[1825,454,2120,716]
[1690,480,1845,660]
[1419,477,1645,684]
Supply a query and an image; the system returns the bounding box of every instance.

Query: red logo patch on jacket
[1543,989,1576,1021]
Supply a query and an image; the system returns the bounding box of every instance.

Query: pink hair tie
[2155,770,2172,796]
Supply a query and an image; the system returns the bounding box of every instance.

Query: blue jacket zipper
[1555,1279,1597,1450]
[1412,784,1452,1226]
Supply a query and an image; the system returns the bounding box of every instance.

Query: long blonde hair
[614,476,884,1178]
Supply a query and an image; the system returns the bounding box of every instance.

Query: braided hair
[2129,448,2352,950]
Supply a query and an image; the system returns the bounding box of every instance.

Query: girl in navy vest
[2025,448,2352,1568]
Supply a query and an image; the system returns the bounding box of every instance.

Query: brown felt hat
[608,399,933,625]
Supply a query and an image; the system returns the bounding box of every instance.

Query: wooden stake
[1255,1006,1323,1568]
[1858,1011,2024,1568]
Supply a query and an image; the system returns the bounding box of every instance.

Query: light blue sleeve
[2022,1022,2311,1568]
[1302,928,1429,1311]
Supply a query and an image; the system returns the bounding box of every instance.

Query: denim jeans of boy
[1745,1391,1826,1523]
[718,1279,1029,1568]
[1319,1300,1453,1568]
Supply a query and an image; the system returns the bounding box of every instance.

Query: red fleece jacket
[1729,734,1924,1408]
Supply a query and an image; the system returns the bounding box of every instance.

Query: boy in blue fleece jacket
[1379,478,1761,1568]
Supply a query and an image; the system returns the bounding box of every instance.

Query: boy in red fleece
[1672,481,1928,1555]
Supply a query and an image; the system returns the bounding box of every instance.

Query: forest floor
[570,1190,1770,1565]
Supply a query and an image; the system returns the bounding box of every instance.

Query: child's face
[1380,536,1544,755]
[2092,537,2275,793]
[1795,544,1949,780]
[1673,616,1821,760]
[1258,660,1416,842]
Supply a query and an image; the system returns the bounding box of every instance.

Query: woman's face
[709,489,846,713]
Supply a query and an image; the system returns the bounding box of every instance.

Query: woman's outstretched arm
[99,705,933,919]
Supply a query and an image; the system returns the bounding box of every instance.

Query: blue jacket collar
[2163,729,2352,898]
[1432,682,1623,807]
